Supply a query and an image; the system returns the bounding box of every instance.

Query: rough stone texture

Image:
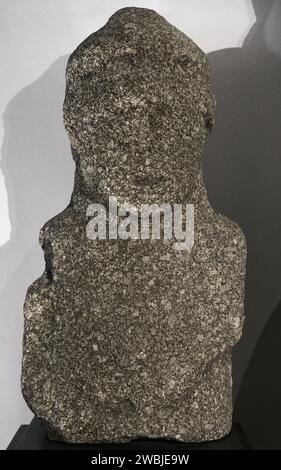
[21,7,247,443]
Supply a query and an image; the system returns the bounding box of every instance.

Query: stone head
[63,7,215,205]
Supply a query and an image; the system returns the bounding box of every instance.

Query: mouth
[134,175,164,186]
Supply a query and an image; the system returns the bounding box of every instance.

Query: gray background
[0,0,280,449]
[206,0,281,449]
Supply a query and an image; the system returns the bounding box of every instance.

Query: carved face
[63,8,215,205]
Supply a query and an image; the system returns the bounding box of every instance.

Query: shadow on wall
[0,55,73,445]
[206,0,281,448]
[234,299,281,449]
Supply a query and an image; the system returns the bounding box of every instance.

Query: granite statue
[22,7,246,443]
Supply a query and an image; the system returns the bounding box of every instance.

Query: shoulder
[197,208,247,262]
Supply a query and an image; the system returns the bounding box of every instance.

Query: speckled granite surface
[21,7,247,443]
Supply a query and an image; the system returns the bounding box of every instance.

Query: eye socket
[81,71,93,81]
[175,54,191,69]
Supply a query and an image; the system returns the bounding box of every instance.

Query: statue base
[7,418,251,450]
